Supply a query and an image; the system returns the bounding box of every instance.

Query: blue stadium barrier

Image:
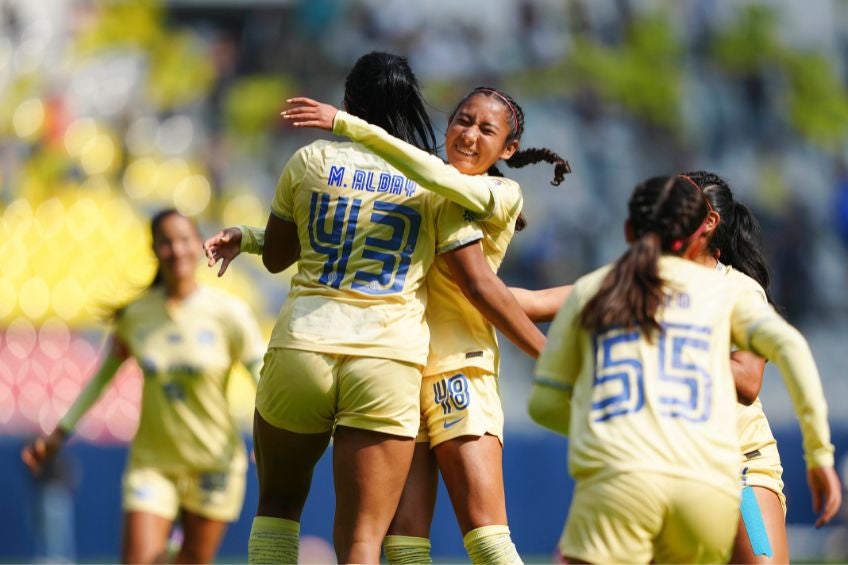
[2,426,845,562]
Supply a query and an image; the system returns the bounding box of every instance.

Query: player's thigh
[655,477,739,564]
[175,509,229,564]
[255,347,337,433]
[560,474,664,564]
[434,433,507,535]
[389,442,438,538]
[121,510,173,564]
[422,368,504,448]
[253,409,332,519]
[731,486,789,564]
[336,355,422,438]
[332,426,416,561]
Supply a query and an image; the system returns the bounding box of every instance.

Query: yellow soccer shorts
[741,442,787,513]
[560,472,739,564]
[122,465,246,522]
[256,347,422,438]
[416,367,504,447]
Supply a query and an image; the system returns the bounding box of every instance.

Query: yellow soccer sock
[463,525,523,565]
[383,535,433,564]
[248,516,300,565]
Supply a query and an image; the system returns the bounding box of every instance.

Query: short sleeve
[271,145,312,221]
[478,177,523,228]
[434,199,484,255]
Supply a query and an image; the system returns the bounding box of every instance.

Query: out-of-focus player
[21,209,265,564]
[529,175,836,563]
[683,170,842,563]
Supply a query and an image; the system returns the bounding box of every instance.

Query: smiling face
[153,213,200,283]
[445,93,519,176]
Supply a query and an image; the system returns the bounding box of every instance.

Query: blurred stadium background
[2,0,848,562]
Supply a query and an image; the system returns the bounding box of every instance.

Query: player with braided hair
[208,85,570,563]
[529,175,835,563]
[683,171,841,563]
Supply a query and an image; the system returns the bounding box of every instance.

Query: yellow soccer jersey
[268,138,483,366]
[532,256,833,498]
[718,265,780,459]
[331,111,524,375]
[116,285,265,473]
[423,179,520,375]
[720,265,833,469]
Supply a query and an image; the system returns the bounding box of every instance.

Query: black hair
[683,170,772,303]
[344,52,438,154]
[449,86,572,230]
[580,176,710,338]
[106,208,197,320]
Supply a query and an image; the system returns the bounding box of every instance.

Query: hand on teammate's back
[21,429,66,476]
[204,227,243,277]
[282,97,338,131]
[808,465,843,527]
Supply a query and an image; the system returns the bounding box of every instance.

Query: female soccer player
[207,86,569,564]
[528,175,836,564]
[288,87,571,565]
[21,209,266,564]
[684,170,842,563]
[233,53,545,565]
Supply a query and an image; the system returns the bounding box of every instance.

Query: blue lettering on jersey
[328,165,345,187]
[351,169,366,191]
[377,172,391,192]
[390,175,404,195]
[663,291,691,309]
[404,178,417,196]
[365,171,377,192]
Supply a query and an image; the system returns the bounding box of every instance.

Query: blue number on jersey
[592,324,713,423]
[433,373,471,415]
[591,330,644,422]
[308,193,421,294]
[658,323,713,422]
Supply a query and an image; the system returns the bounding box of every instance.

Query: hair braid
[506,147,572,186]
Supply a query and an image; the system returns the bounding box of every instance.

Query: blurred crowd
[3,0,848,440]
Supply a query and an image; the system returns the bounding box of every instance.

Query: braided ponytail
[506,147,571,186]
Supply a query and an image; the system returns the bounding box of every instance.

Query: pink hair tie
[478,88,518,128]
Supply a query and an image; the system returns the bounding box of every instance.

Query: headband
[477,88,518,131]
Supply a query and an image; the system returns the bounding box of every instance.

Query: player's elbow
[262,251,286,273]
[736,385,758,406]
